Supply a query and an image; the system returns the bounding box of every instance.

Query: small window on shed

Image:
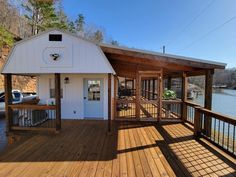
[49,34,62,41]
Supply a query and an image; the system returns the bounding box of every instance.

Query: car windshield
[13,92,21,102]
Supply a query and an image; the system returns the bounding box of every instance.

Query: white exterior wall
[2,30,115,74]
[37,73,113,120]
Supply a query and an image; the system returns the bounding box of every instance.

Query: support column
[205,70,213,109]
[135,71,140,119]
[158,71,163,121]
[167,76,172,114]
[181,73,188,121]
[108,73,112,132]
[204,70,214,136]
[132,79,134,95]
[4,74,13,133]
[148,80,151,100]
[152,79,155,100]
[114,76,118,119]
[55,73,61,131]
[144,80,147,98]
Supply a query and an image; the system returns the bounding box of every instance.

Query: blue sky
[62,0,236,68]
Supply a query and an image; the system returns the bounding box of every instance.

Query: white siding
[37,74,111,120]
[2,30,115,74]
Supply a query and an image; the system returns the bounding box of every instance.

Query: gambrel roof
[1,29,115,74]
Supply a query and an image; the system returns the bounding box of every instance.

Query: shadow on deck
[0,120,235,177]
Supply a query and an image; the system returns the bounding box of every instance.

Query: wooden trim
[4,74,13,133]
[138,71,162,74]
[9,104,56,110]
[55,73,61,131]
[108,73,112,132]
[11,126,56,132]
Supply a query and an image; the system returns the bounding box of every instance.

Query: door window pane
[88,80,100,101]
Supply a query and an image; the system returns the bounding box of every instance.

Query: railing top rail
[185,101,202,107]
[197,107,236,125]
[9,104,56,110]
[163,99,182,104]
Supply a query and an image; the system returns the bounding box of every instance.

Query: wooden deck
[0,120,235,177]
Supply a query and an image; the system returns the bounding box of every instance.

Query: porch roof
[101,43,226,77]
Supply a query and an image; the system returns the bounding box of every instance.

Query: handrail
[9,104,56,110]
[163,99,182,104]
[197,107,236,125]
[185,101,202,107]
[193,105,236,156]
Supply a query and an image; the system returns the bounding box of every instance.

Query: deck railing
[9,104,56,131]
[184,101,202,124]
[162,100,182,119]
[194,106,236,156]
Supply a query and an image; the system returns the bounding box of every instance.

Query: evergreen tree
[68,21,76,33]
[22,0,59,35]
[92,30,103,43]
[55,0,68,30]
[75,14,85,32]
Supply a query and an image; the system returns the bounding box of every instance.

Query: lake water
[192,89,236,119]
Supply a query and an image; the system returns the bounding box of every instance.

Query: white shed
[2,29,115,120]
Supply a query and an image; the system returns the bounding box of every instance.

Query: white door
[84,79,103,119]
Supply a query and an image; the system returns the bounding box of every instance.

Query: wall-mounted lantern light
[64,77,70,84]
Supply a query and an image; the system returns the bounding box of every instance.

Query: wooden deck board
[0,120,235,177]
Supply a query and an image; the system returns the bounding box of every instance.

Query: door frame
[137,70,163,121]
[83,78,104,119]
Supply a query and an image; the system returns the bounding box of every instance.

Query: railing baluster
[227,123,230,151]
[214,118,216,142]
[218,120,220,144]
[222,121,225,147]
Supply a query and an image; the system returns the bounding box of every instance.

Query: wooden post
[132,79,134,95]
[152,79,155,100]
[204,70,214,136]
[4,74,13,133]
[114,76,118,120]
[108,73,112,132]
[55,73,61,131]
[167,76,172,113]
[148,80,151,100]
[194,107,201,138]
[181,73,188,121]
[144,80,147,98]
[158,71,163,121]
[135,71,140,120]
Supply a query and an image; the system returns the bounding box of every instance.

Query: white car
[0,90,33,113]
